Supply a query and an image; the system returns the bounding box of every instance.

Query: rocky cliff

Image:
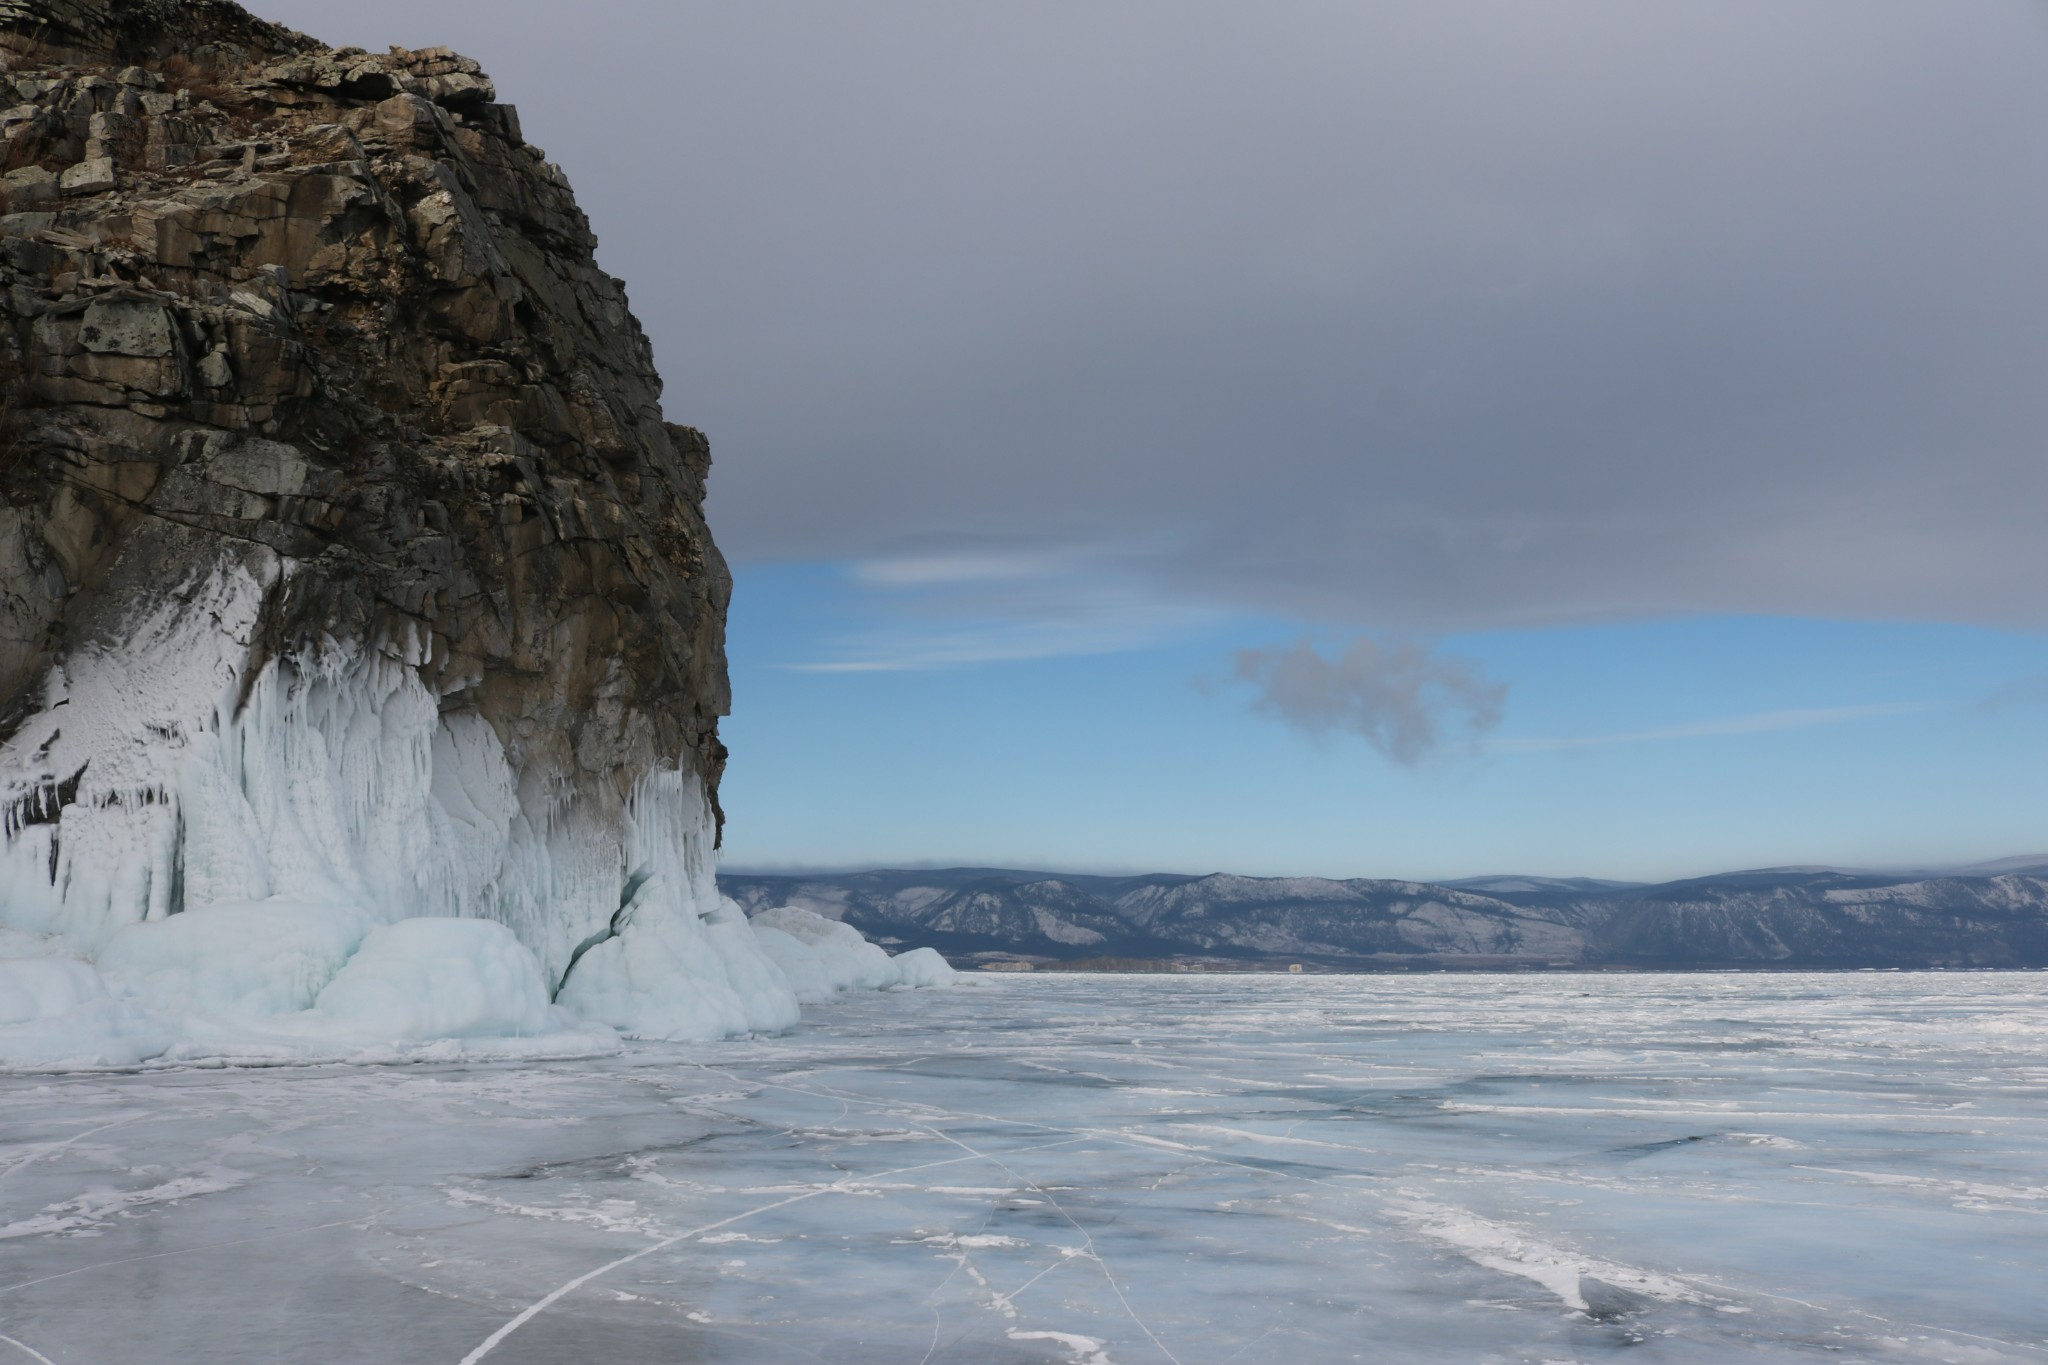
[0,0,826,1051]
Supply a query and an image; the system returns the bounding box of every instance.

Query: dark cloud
[265,0,2048,635]
[1232,637,1506,764]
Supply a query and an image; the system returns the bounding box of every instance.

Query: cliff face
[0,1,749,1028]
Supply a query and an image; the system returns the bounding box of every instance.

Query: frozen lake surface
[3,973,2046,1364]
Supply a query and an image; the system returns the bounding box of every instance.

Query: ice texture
[312,918,555,1040]
[96,901,373,1019]
[0,956,168,1069]
[0,973,2043,1362]
[0,567,949,1066]
[0,956,104,1025]
[747,905,957,1000]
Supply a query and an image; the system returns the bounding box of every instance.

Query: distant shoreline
[986,959,2048,975]
[727,864,2048,973]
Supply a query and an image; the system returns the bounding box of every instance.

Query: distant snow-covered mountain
[720,864,2048,969]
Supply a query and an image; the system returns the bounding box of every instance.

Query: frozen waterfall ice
[0,567,950,1071]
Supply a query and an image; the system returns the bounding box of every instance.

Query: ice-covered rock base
[1,897,952,1071]
[0,587,951,1070]
[0,512,948,1075]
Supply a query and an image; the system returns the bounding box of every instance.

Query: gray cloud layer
[1233,637,1506,764]
[269,1,2048,634]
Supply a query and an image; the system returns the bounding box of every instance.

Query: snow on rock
[0,562,272,957]
[747,906,958,1002]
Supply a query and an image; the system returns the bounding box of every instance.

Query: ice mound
[748,906,959,1002]
[0,956,172,1069]
[557,889,804,1041]
[888,946,958,988]
[0,890,956,1069]
[97,901,372,1019]
[312,918,553,1040]
[0,955,110,1025]
[0,906,611,1069]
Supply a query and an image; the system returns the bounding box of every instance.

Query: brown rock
[0,0,734,983]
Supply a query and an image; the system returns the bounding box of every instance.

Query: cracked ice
[3,972,2047,1362]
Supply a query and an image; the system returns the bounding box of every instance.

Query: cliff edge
[0,2,921,1062]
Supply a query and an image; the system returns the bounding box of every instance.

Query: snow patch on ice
[1387,1198,1720,1315]
[0,1168,248,1240]
[1006,1329,1116,1364]
[920,1232,1028,1250]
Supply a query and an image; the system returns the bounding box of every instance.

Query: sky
[262,0,2048,881]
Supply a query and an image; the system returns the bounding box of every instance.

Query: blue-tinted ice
[3,972,2045,1362]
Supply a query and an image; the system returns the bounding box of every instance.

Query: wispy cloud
[1973,675,2048,714]
[850,550,1084,589]
[1230,636,1506,765]
[787,545,1226,671]
[1489,701,1927,754]
[787,660,906,674]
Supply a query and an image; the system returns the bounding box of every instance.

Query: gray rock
[57,155,113,194]
[77,297,175,356]
[1,164,55,205]
[195,346,232,388]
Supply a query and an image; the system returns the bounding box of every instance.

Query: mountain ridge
[721,862,2048,969]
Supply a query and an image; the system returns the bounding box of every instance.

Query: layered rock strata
[0,0,822,1048]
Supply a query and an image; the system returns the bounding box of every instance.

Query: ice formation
[749,906,956,1000]
[0,564,951,1070]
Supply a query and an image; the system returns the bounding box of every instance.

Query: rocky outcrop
[0,1,755,1030]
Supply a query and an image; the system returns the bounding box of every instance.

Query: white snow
[0,560,952,1070]
[1007,1329,1116,1364]
[1386,1198,1719,1314]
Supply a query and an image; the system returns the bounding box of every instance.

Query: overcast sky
[264,1,2048,878]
